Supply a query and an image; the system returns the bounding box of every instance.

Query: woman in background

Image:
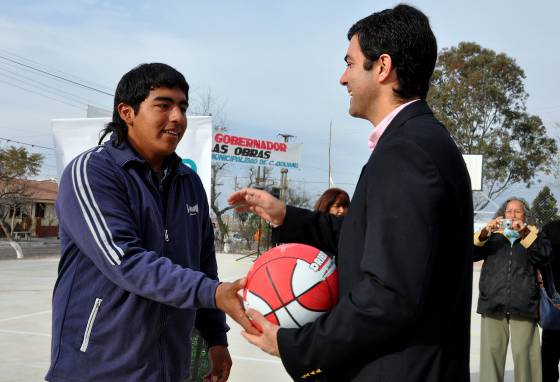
[315,188,350,217]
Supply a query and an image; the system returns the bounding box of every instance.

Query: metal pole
[277,134,295,202]
[328,120,332,188]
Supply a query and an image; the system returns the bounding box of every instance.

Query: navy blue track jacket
[46,135,228,382]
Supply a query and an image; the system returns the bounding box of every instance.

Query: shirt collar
[105,133,188,175]
[368,99,419,151]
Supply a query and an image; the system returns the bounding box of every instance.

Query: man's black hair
[347,4,437,100]
[99,63,189,145]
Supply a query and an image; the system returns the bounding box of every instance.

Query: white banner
[211,132,301,169]
[52,116,212,195]
[462,154,483,191]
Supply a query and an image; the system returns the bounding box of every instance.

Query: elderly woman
[314,188,350,217]
[474,197,552,382]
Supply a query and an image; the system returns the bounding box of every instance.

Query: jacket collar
[376,99,439,146]
[104,133,190,176]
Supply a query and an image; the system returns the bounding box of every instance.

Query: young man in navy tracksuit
[46,63,255,382]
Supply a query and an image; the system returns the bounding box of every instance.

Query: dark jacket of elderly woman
[474,225,552,319]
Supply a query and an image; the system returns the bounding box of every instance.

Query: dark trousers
[542,329,560,382]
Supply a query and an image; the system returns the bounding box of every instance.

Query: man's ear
[377,53,395,83]
[117,103,135,127]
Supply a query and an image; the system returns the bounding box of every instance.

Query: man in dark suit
[228,4,473,381]
[542,220,560,382]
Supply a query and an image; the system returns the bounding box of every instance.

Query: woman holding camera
[474,197,552,382]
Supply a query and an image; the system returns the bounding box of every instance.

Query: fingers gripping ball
[243,243,339,329]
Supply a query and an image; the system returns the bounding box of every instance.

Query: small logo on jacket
[187,204,199,216]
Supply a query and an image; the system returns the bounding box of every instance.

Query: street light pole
[277,133,295,201]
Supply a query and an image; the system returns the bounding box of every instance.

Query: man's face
[505,200,526,223]
[123,87,188,166]
[339,35,379,120]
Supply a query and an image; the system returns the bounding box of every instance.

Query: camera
[499,219,512,230]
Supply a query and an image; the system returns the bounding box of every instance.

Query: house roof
[26,179,58,202]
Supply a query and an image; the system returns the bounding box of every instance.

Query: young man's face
[121,86,188,169]
[339,35,379,120]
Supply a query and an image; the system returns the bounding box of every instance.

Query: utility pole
[278,133,295,201]
[328,120,332,188]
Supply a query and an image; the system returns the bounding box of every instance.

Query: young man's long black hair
[347,4,437,100]
[99,63,189,145]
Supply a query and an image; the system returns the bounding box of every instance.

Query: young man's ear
[117,103,135,126]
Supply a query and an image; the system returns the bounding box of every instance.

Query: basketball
[243,243,339,329]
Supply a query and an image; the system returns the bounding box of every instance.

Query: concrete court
[0,253,521,382]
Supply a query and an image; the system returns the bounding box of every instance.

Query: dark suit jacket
[274,101,473,381]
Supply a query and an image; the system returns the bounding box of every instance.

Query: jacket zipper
[160,175,170,243]
[80,298,102,352]
[506,249,512,315]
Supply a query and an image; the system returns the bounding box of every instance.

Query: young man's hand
[215,278,260,335]
[203,345,232,382]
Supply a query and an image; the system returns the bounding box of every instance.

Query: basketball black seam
[244,289,274,315]
[266,265,302,327]
[289,262,328,313]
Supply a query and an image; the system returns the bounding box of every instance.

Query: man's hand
[228,188,287,226]
[215,278,260,335]
[203,345,232,382]
[241,308,280,357]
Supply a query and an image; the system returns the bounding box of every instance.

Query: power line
[0,136,55,150]
[0,62,110,108]
[0,54,114,97]
[0,78,84,110]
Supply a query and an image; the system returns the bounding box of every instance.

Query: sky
[0,0,559,208]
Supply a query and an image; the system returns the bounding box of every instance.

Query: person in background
[541,219,560,382]
[474,197,552,382]
[314,188,350,217]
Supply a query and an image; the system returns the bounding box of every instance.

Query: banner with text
[212,132,301,169]
[52,116,212,195]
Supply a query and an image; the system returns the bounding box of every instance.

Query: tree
[285,185,313,209]
[189,89,234,248]
[531,186,559,228]
[0,146,44,237]
[428,42,557,209]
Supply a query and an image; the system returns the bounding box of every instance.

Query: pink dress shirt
[368,99,419,151]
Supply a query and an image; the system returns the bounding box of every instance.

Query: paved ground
[0,247,524,382]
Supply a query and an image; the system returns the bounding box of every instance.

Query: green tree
[428,42,557,209]
[0,146,44,238]
[531,186,559,228]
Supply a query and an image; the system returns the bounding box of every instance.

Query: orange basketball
[243,243,339,328]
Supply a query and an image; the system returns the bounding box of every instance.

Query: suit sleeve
[272,207,342,255]
[195,198,229,347]
[57,151,219,310]
[277,139,446,380]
